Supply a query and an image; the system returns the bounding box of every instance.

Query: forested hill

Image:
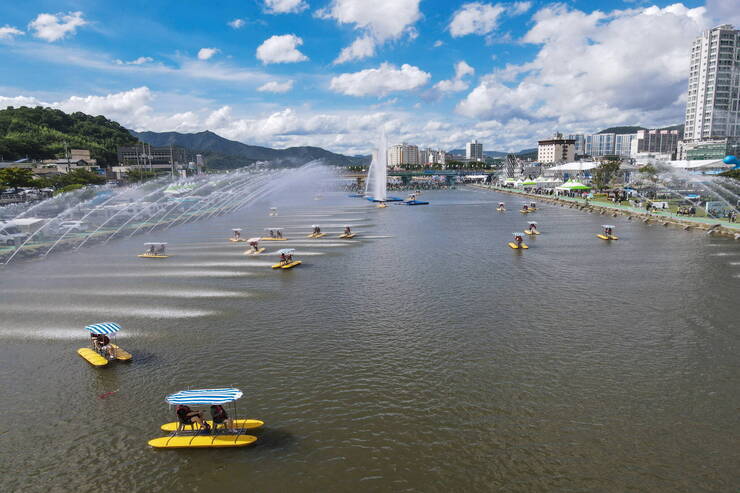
[130,130,368,168]
[0,106,137,166]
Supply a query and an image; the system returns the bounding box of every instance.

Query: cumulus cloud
[257,80,295,93]
[319,0,421,63]
[434,61,475,93]
[28,11,86,42]
[0,26,24,40]
[228,18,246,29]
[116,56,153,65]
[456,3,710,132]
[333,35,376,64]
[330,62,430,97]
[433,40,443,48]
[510,2,531,16]
[450,3,506,37]
[264,0,308,14]
[256,34,308,64]
[198,48,219,60]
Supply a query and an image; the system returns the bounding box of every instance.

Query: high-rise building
[387,143,420,166]
[585,133,635,158]
[537,133,576,163]
[466,139,483,161]
[630,129,681,157]
[567,134,587,156]
[682,24,740,157]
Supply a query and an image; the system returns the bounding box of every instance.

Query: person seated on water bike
[514,235,523,246]
[249,241,259,252]
[276,229,283,238]
[176,405,210,431]
[529,223,537,232]
[234,230,241,240]
[210,405,235,432]
[147,244,155,255]
[344,226,351,236]
[280,253,287,265]
[92,334,116,359]
[286,254,293,264]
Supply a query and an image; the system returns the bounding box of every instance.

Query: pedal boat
[138,242,169,258]
[307,225,326,238]
[597,225,619,240]
[508,232,529,249]
[148,388,259,449]
[229,228,246,242]
[262,227,287,241]
[524,222,540,235]
[272,248,302,269]
[78,322,132,367]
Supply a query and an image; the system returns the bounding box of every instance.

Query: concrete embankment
[471,184,740,239]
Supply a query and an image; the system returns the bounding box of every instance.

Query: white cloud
[333,35,376,64]
[319,0,421,62]
[433,61,475,94]
[0,26,24,40]
[450,3,506,37]
[510,2,531,16]
[198,48,219,60]
[433,40,443,48]
[256,34,308,64]
[264,0,308,14]
[257,80,295,93]
[116,56,154,65]
[228,18,246,29]
[28,11,86,42]
[457,3,710,132]
[330,62,430,97]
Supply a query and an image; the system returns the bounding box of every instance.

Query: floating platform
[339,233,356,239]
[160,419,264,432]
[261,237,288,241]
[403,200,429,206]
[524,230,540,235]
[496,208,505,212]
[229,238,246,242]
[272,260,302,269]
[77,348,108,367]
[110,344,132,361]
[597,234,619,240]
[307,233,326,238]
[148,434,258,449]
[244,248,266,255]
[508,242,529,249]
[137,254,169,259]
[366,196,403,202]
[347,193,365,198]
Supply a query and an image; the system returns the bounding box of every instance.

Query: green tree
[0,167,36,191]
[591,161,620,190]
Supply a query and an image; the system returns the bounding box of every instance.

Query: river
[1,188,738,492]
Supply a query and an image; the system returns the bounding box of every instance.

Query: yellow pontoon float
[272,248,301,269]
[519,204,531,214]
[529,201,537,211]
[508,232,529,250]
[148,388,260,449]
[77,322,132,367]
[138,242,169,258]
[229,228,245,242]
[496,202,506,212]
[262,228,287,241]
[307,225,326,238]
[339,225,356,239]
[376,201,388,209]
[525,222,540,235]
[244,238,265,255]
[597,224,619,240]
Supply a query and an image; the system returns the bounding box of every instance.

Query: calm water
[1,188,738,492]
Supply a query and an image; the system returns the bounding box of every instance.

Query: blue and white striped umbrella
[165,388,243,405]
[85,322,121,334]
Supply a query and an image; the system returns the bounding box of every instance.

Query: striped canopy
[85,322,121,334]
[277,248,295,255]
[602,225,615,229]
[232,228,242,232]
[166,388,243,405]
[247,237,261,243]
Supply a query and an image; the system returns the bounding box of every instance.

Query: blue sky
[0,0,735,154]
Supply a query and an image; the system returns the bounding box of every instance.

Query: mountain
[129,130,368,169]
[597,126,647,134]
[449,148,532,158]
[0,106,138,165]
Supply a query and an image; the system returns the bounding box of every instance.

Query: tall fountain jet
[373,129,388,202]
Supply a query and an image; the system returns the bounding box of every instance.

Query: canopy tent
[232,228,242,232]
[557,180,591,190]
[276,248,295,255]
[246,237,261,243]
[602,224,615,228]
[520,179,537,186]
[547,161,599,171]
[512,232,525,236]
[527,221,538,225]
[85,322,122,335]
[166,388,243,405]
[264,227,283,230]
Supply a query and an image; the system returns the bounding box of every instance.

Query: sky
[0,0,738,155]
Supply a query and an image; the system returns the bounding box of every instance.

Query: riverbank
[471,184,740,239]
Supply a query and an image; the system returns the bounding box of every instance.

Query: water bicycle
[597,225,619,240]
[529,202,537,211]
[508,232,529,250]
[272,248,301,269]
[229,228,245,242]
[244,238,265,255]
[269,207,278,216]
[519,204,531,214]
[403,193,430,206]
[525,222,540,235]
[307,225,326,238]
[148,388,261,449]
[77,322,132,367]
[496,202,506,212]
[262,228,287,241]
[138,242,169,258]
[339,225,356,239]
[376,201,388,208]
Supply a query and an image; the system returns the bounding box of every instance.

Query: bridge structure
[341,169,498,187]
